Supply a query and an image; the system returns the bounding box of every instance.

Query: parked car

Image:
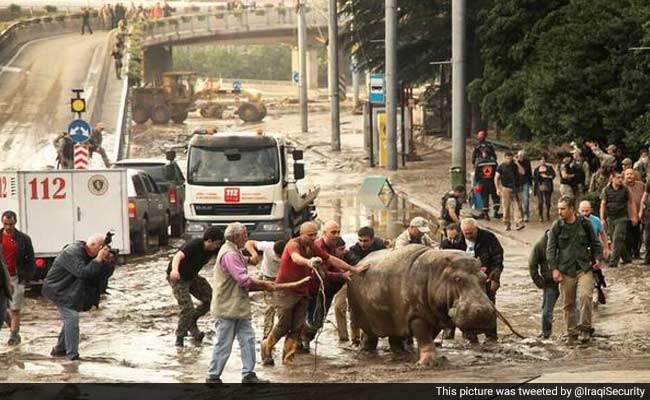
[125,168,171,254]
[115,152,186,237]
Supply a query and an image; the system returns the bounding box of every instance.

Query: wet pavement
[3,104,650,382]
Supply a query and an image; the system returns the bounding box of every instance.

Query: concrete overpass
[139,8,338,89]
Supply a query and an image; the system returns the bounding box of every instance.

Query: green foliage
[44,5,57,13]
[473,0,650,149]
[8,4,21,13]
[173,45,292,81]
[339,0,490,85]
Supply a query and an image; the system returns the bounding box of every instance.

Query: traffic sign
[233,80,242,91]
[70,97,86,114]
[369,73,385,104]
[74,144,89,170]
[68,119,91,143]
[292,71,300,84]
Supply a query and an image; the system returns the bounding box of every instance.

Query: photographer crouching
[42,233,116,361]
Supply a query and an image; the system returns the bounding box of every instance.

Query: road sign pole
[298,0,308,133]
[74,144,90,170]
[328,0,341,151]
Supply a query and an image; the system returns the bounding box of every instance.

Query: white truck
[0,169,131,282]
[183,129,318,241]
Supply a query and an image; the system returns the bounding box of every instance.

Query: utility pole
[298,0,308,133]
[385,0,398,171]
[352,55,360,112]
[328,0,340,150]
[451,0,467,187]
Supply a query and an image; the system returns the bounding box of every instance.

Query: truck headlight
[260,222,283,232]
[186,223,205,232]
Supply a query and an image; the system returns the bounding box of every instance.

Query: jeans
[541,285,560,338]
[0,295,6,330]
[207,318,256,380]
[54,305,80,360]
[521,183,531,220]
[607,217,631,266]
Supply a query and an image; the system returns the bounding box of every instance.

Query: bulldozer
[131,71,267,125]
[195,85,267,123]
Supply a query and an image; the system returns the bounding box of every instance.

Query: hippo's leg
[361,332,378,352]
[388,336,408,354]
[410,318,438,367]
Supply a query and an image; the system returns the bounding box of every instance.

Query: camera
[104,230,119,257]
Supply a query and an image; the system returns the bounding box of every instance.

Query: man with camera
[42,233,116,361]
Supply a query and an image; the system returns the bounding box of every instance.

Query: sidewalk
[285,108,547,247]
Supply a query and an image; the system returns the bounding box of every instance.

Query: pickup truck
[115,155,185,237]
[126,168,171,254]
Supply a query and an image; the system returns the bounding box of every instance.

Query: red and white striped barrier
[74,144,89,170]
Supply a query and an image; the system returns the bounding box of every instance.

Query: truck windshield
[188,146,280,186]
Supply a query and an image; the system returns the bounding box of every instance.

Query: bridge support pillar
[292,46,319,90]
[143,46,173,85]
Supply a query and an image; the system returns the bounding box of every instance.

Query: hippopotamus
[347,245,497,366]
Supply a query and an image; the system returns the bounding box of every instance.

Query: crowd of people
[468,129,650,344]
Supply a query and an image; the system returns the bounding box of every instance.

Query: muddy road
[3,106,650,383]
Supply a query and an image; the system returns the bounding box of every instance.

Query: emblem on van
[224,187,240,203]
[88,175,109,196]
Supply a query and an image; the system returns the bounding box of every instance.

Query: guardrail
[138,8,327,46]
[114,48,131,162]
[0,13,102,63]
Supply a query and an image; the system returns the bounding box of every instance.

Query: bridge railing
[138,7,327,45]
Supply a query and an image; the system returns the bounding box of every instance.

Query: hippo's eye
[454,276,462,283]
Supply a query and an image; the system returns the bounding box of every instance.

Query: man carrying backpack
[547,196,604,345]
[441,186,466,230]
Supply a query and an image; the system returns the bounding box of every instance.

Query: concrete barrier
[0,14,102,64]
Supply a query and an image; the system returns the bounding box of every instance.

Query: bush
[54,15,66,22]
[44,5,57,13]
[9,4,21,13]
[156,19,166,27]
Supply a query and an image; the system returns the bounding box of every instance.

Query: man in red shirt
[1,210,35,346]
[261,221,362,366]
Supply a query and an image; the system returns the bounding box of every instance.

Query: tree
[471,0,650,148]
[339,0,490,86]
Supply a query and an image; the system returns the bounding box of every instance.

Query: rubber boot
[261,334,278,366]
[282,337,299,365]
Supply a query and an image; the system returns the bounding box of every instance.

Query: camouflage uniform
[168,275,212,338]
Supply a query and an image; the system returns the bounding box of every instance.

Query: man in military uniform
[167,227,223,347]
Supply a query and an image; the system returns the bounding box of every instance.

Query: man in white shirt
[245,239,287,339]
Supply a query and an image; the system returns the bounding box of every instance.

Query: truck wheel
[171,108,188,124]
[132,105,150,124]
[159,214,170,246]
[151,105,170,124]
[170,214,184,237]
[133,220,149,255]
[238,102,261,123]
[259,103,267,120]
[199,106,210,118]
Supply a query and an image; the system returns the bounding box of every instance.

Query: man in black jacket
[1,210,35,346]
[336,226,386,345]
[529,230,557,339]
[42,233,115,360]
[460,218,504,343]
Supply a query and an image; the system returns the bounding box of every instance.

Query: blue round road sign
[68,119,92,143]
[233,80,242,91]
[292,71,300,83]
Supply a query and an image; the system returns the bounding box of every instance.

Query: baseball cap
[409,216,431,233]
[622,158,633,166]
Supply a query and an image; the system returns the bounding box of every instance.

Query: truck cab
[183,129,317,241]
